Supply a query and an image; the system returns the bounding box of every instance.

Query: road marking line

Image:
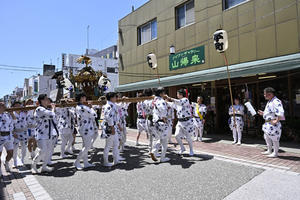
[23,174,53,200]
[13,192,26,200]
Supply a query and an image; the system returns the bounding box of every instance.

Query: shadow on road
[35,144,213,177]
[278,155,300,161]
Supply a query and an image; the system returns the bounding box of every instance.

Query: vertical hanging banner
[169,45,205,71]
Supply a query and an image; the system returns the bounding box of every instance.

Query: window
[107,67,116,73]
[138,19,157,45]
[176,0,195,30]
[223,0,248,10]
[34,81,38,93]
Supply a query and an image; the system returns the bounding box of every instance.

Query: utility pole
[87,25,90,55]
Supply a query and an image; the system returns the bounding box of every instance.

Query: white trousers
[232,127,242,143]
[13,140,27,164]
[47,136,57,164]
[120,123,127,149]
[61,132,74,154]
[103,134,119,164]
[146,120,156,152]
[91,131,98,148]
[175,121,194,153]
[264,133,280,155]
[33,139,52,169]
[76,134,93,165]
[195,126,204,141]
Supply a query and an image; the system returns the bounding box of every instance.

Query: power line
[0,64,42,70]
[0,67,38,72]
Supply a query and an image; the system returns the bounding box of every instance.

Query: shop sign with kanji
[169,45,205,71]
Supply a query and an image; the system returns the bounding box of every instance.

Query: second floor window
[176,0,195,30]
[138,19,157,45]
[223,0,248,10]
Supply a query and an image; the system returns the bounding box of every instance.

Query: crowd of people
[0,86,284,175]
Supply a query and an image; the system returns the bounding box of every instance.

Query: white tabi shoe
[232,141,237,144]
[261,150,272,155]
[103,162,113,167]
[189,151,194,156]
[74,160,83,170]
[114,160,123,166]
[136,141,139,146]
[118,156,126,161]
[160,157,170,163]
[31,163,38,174]
[84,162,95,168]
[41,166,54,173]
[47,160,54,166]
[13,161,18,168]
[4,161,11,172]
[155,153,161,158]
[177,148,186,155]
[267,153,278,158]
[237,141,242,145]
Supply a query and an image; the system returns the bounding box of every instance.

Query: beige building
[117,0,300,139]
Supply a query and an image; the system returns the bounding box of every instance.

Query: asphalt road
[25,136,264,200]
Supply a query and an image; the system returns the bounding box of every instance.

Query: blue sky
[0,0,148,98]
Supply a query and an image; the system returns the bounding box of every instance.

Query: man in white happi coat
[11,101,28,167]
[152,87,170,162]
[228,97,244,145]
[192,96,207,142]
[258,87,285,158]
[0,102,15,176]
[101,92,123,167]
[56,104,75,158]
[74,93,97,170]
[166,88,194,156]
[32,94,57,173]
[136,92,148,146]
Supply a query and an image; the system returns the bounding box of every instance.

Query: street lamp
[170,45,175,55]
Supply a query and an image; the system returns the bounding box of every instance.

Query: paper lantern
[213,29,228,53]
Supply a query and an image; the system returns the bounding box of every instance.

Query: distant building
[23,74,56,101]
[88,45,118,59]
[62,50,119,92]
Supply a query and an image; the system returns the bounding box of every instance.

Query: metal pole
[87,25,90,51]
[156,67,161,86]
[222,52,236,128]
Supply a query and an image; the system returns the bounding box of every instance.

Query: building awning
[115,53,300,92]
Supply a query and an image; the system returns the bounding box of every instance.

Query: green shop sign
[169,45,205,71]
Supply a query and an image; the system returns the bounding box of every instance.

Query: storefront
[116,53,300,141]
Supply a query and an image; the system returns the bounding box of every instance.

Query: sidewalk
[126,128,300,173]
[1,151,52,200]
